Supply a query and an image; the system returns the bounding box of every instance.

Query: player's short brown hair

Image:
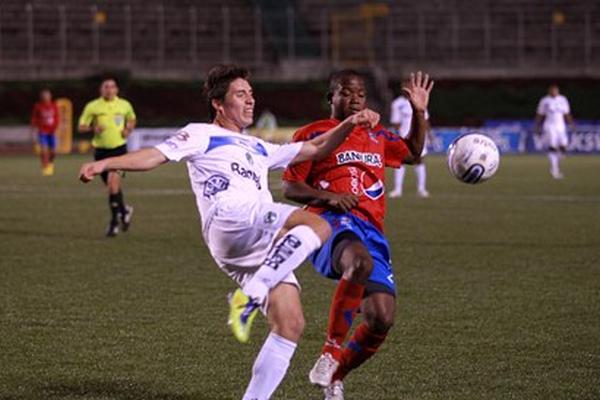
[326,69,364,103]
[204,64,250,120]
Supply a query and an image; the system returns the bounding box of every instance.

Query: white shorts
[543,126,568,149]
[205,199,300,290]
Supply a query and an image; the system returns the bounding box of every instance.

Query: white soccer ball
[447,133,500,184]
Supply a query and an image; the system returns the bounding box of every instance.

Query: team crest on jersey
[203,174,229,198]
[336,151,382,167]
[368,131,379,143]
[246,152,254,165]
[164,130,190,149]
[263,211,278,224]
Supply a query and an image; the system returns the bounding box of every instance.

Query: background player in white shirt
[79,64,379,400]
[535,84,574,179]
[388,92,433,198]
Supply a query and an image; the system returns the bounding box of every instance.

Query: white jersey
[155,123,302,233]
[390,96,429,138]
[536,95,570,131]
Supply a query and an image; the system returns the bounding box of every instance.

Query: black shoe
[120,205,134,232]
[106,222,120,237]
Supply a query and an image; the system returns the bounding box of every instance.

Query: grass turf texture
[1,154,599,400]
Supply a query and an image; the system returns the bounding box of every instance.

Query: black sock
[114,191,127,215]
[108,193,120,224]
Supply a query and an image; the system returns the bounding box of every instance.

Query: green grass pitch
[1,154,599,399]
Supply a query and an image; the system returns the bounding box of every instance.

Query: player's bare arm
[78,121,104,135]
[291,108,379,165]
[402,71,434,163]
[122,118,137,138]
[78,123,92,133]
[79,148,167,183]
[283,180,359,213]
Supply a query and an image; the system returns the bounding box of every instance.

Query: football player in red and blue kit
[31,88,60,176]
[283,70,433,399]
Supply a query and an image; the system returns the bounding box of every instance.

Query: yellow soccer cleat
[42,165,53,176]
[228,288,260,343]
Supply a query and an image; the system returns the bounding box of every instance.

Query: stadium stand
[0,0,599,80]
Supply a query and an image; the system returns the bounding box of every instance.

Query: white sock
[243,332,297,400]
[415,163,427,192]
[393,167,405,193]
[548,152,560,174]
[243,225,322,304]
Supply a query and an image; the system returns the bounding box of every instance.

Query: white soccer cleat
[309,353,339,387]
[417,189,430,198]
[551,170,564,180]
[324,380,344,400]
[388,189,402,198]
[121,205,134,231]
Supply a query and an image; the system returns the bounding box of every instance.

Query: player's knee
[339,243,373,283]
[342,256,373,283]
[364,309,394,334]
[311,216,332,244]
[274,311,305,342]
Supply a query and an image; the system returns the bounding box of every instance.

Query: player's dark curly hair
[326,69,364,104]
[204,64,250,120]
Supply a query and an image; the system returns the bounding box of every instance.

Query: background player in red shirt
[30,88,60,176]
[283,70,433,399]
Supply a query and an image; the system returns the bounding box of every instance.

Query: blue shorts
[38,133,56,149]
[310,212,396,295]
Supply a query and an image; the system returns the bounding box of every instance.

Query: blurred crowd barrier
[430,120,600,154]
[3,123,600,154]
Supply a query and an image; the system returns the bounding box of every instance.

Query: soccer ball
[447,133,500,184]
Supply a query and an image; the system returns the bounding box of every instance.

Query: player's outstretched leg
[242,283,303,400]
[229,209,330,343]
[310,236,373,387]
[330,292,394,386]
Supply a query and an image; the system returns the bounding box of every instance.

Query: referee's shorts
[94,144,128,184]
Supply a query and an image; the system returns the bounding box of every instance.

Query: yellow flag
[55,98,73,154]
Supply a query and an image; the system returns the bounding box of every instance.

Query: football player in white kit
[535,84,574,179]
[79,64,380,400]
[388,92,433,198]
